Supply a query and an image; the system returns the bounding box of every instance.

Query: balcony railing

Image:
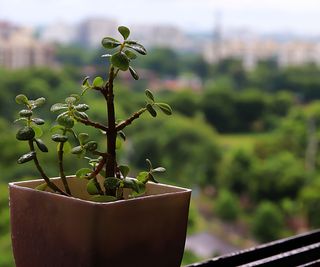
[187,229,320,266]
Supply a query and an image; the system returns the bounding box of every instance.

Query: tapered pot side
[9,177,191,267]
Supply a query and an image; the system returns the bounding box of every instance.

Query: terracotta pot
[9,177,191,267]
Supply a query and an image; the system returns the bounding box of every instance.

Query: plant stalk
[58,130,71,195]
[29,140,68,196]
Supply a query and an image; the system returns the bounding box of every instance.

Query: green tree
[252,201,284,242]
[214,190,240,222]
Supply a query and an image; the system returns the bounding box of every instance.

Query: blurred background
[1,0,320,266]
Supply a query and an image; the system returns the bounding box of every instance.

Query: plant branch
[89,156,106,195]
[74,116,108,132]
[116,108,147,131]
[58,130,71,195]
[28,140,68,196]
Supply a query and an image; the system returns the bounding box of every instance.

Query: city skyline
[1,0,320,35]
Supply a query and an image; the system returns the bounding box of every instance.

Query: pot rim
[9,176,191,206]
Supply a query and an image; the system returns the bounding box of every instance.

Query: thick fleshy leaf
[32,118,45,125]
[93,76,104,87]
[119,165,130,178]
[125,42,147,55]
[104,177,121,190]
[35,139,48,152]
[84,141,98,151]
[82,76,90,88]
[14,118,28,124]
[76,168,92,179]
[116,137,123,150]
[118,131,126,141]
[57,114,74,128]
[17,151,36,164]
[65,96,77,105]
[78,133,89,145]
[146,158,153,169]
[15,94,29,105]
[101,37,121,49]
[35,183,48,191]
[74,104,89,112]
[87,179,99,195]
[124,50,137,60]
[73,110,89,120]
[50,125,64,133]
[111,52,129,71]
[90,195,117,202]
[136,171,149,183]
[51,103,68,112]
[71,146,83,154]
[19,109,32,118]
[146,104,157,117]
[129,66,139,80]
[152,167,166,173]
[118,26,130,40]
[31,125,43,138]
[145,89,154,101]
[16,127,35,141]
[51,134,68,143]
[32,97,46,108]
[156,103,172,115]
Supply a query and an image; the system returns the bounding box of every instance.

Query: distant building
[41,21,77,45]
[78,18,118,47]
[0,21,55,69]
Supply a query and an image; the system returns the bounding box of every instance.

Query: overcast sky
[1,0,320,35]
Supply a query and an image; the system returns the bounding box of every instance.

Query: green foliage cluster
[14,26,173,201]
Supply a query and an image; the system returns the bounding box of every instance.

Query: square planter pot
[9,177,191,267]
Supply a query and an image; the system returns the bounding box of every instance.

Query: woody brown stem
[116,108,147,132]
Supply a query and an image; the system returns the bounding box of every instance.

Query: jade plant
[14,26,172,201]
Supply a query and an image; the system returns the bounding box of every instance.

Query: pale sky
[1,0,320,35]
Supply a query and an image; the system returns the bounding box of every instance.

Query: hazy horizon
[1,0,320,36]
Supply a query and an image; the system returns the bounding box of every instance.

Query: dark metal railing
[187,229,320,267]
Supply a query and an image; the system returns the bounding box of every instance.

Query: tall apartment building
[0,22,54,69]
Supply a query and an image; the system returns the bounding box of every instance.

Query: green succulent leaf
[155,103,172,115]
[118,26,130,40]
[116,137,123,150]
[73,110,89,120]
[35,139,48,152]
[104,177,121,191]
[16,126,35,141]
[124,50,137,60]
[15,94,29,105]
[31,125,43,138]
[32,97,46,108]
[152,167,166,173]
[50,125,64,133]
[78,133,89,145]
[101,54,112,58]
[74,104,89,112]
[118,131,126,141]
[19,109,33,118]
[146,104,157,117]
[51,103,68,112]
[102,37,121,49]
[76,168,92,179]
[148,173,159,183]
[129,66,139,80]
[125,42,147,55]
[65,96,77,105]
[90,195,117,202]
[84,141,98,151]
[111,52,130,71]
[93,76,104,87]
[14,118,28,124]
[82,76,90,88]
[119,165,130,178]
[146,158,153,170]
[51,134,68,143]
[87,179,99,195]
[145,89,154,102]
[123,178,145,195]
[71,146,83,154]
[17,151,36,164]
[57,114,74,128]
[136,171,149,183]
[32,118,45,125]
[35,183,48,191]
